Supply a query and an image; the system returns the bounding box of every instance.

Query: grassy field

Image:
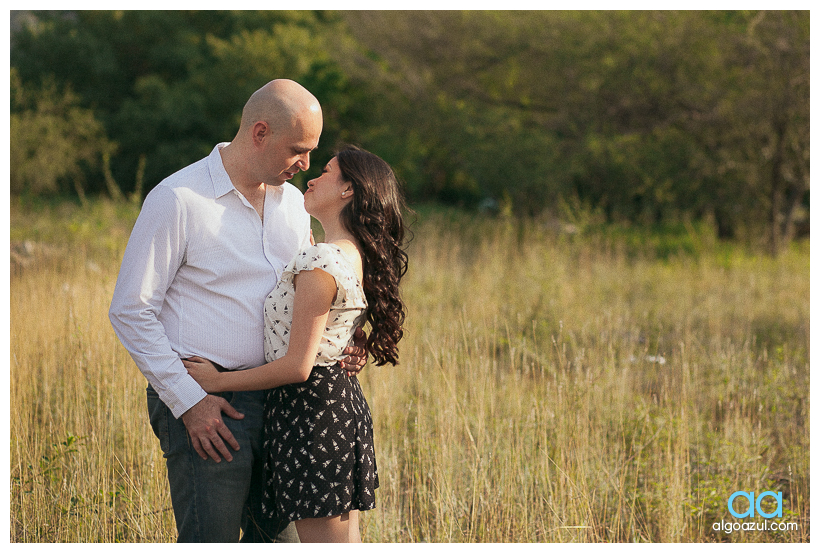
[9,198,810,542]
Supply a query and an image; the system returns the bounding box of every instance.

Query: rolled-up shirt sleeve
[109,185,206,418]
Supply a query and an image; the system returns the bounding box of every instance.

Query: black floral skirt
[261,364,379,522]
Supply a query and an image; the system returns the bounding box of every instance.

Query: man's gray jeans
[147,385,298,542]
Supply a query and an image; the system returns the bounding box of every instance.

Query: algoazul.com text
[713,520,798,534]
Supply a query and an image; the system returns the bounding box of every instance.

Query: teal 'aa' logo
[727,491,783,519]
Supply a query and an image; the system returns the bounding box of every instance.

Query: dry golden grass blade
[10,201,809,542]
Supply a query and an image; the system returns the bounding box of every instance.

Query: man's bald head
[239,79,322,136]
[222,79,323,190]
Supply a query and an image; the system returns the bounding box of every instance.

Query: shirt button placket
[259,190,278,279]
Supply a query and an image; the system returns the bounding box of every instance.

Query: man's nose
[297,152,310,171]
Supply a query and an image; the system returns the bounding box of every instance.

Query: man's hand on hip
[181,394,245,462]
[341,326,368,376]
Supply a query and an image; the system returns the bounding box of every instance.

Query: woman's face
[304,157,352,219]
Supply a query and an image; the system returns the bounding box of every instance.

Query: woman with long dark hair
[184,146,408,542]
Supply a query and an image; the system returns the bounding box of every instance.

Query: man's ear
[251,121,269,147]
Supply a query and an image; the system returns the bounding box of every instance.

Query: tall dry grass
[10,200,175,541]
[10,200,809,542]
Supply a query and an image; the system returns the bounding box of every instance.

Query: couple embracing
[109,79,409,542]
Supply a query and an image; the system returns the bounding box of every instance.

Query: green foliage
[11,11,353,193]
[339,11,809,251]
[10,68,114,199]
[13,433,87,491]
[10,197,142,268]
[9,10,809,253]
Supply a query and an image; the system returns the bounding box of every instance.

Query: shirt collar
[207,142,285,200]
[208,142,237,199]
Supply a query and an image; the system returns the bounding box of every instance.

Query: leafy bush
[10,69,113,199]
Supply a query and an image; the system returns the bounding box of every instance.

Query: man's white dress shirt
[109,143,311,418]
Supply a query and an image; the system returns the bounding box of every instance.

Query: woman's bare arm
[184,268,337,392]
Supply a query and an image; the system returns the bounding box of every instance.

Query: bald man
[110,80,364,542]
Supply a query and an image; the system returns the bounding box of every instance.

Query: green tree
[11,10,356,194]
[9,68,114,203]
[721,11,809,253]
[10,10,810,250]
[335,10,809,248]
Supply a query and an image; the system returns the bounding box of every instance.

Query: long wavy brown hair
[336,146,409,366]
